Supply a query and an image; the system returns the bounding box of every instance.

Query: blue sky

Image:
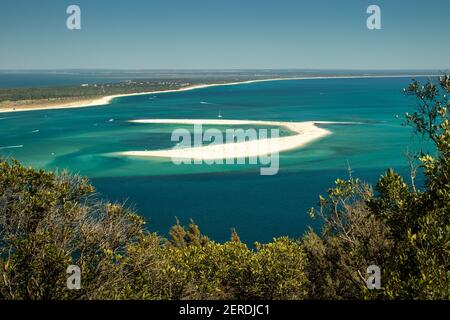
[0,0,449,69]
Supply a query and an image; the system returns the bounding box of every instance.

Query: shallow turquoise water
[0,77,431,243]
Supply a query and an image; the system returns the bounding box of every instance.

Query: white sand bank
[119,119,356,160]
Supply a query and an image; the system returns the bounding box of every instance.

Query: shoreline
[0,74,440,114]
[118,119,358,160]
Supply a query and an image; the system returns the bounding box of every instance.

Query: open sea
[0,76,432,243]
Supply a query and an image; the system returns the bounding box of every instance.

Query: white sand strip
[0,74,441,113]
[118,119,354,160]
[31,74,443,109]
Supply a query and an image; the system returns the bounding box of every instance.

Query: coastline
[0,74,440,114]
[118,119,357,160]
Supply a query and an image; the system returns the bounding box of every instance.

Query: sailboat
[218,110,223,119]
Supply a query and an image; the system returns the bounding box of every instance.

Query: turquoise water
[0,77,431,243]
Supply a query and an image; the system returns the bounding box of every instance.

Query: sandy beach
[0,97,110,113]
[118,119,355,160]
[0,74,438,114]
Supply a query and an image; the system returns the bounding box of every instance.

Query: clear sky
[0,0,449,70]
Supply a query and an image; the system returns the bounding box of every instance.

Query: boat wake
[0,145,24,150]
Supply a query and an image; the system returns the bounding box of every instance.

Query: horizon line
[0,68,449,72]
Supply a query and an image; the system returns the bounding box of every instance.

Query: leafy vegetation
[0,77,448,300]
[0,81,192,103]
[0,73,296,103]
